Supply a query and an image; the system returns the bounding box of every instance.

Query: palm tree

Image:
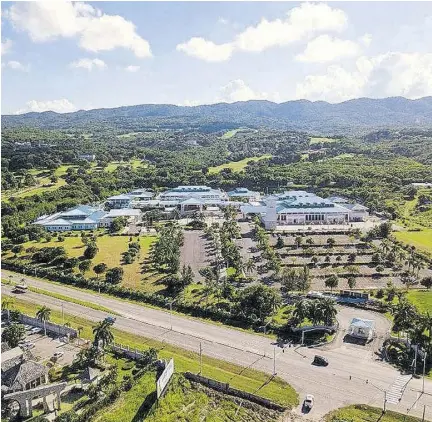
[294,236,303,249]
[317,298,337,325]
[1,297,15,320]
[244,258,256,275]
[293,300,310,324]
[36,306,52,336]
[92,320,114,350]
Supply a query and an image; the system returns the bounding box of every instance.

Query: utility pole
[422,405,426,422]
[199,342,203,375]
[61,303,64,326]
[423,351,427,393]
[414,345,418,376]
[273,346,277,376]
[169,300,176,331]
[383,391,387,413]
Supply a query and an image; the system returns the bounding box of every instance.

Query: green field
[325,404,423,422]
[208,154,271,174]
[220,128,250,139]
[6,234,163,292]
[5,295,299,410]
[309,137,339,145]
[394,229,432,254]
[406,290,432,314]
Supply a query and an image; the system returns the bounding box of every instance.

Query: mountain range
[2,96,432,133]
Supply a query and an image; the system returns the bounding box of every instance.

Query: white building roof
[107,194,132,201]
[349,318,375,328]
[105,209,141,218]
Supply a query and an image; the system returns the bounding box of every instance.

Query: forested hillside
[2,96,432,133]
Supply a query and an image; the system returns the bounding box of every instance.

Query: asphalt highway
[2,270,432,420]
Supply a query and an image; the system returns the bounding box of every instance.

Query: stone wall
[184,372,287,412]
[111,343,146,360]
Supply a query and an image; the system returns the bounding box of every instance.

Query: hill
[2,97,432,133]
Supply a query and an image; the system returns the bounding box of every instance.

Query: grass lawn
[104,159,147,172]
[6,295,299,409]
[208,154,271,174]
[8,234,163,293]
[394,229,432,254]
[309,137,339,145]
[325,404,424,422]
[406,290,432,314]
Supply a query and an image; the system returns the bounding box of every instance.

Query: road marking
[386,374,412,404]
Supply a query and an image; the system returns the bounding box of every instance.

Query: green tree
[275,236,284,249]
[84,242,98,259]
[237,284,281,323]
[2,297,15,320]
[78,259,91,273]
[326,237,336,248]
[105,267,124,284]
[420,276,432,290]
[92,319,114,350]
[325,274,339,293]
[110,217,128,233]
[36,306,51,336]
[347,276,356,290]
[2,323,26,348]
[93,263,108,278]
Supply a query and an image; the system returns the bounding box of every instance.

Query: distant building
[99,209,142,227]
[240,190,368,229]
[227,187,260,201]
[78,154,96,161]
[34,205,107,231]
[106,194,133,209]
[411,183,432,188]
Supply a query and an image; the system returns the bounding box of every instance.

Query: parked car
[312,355,329,366]
[105,316,116,325]
[24,325,33,331]
[30,327,43,335]
[303,394,314,410]
[53,351,64,359]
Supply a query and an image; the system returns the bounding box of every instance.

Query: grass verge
[4,294,299,409]
[324,404,424,422]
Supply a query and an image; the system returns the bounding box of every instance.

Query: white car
[30,327,43,335]
[303,394,314,410]
[24,325,33,331]
[21,342,35,350]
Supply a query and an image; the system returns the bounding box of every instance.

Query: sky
[1,1,432,114]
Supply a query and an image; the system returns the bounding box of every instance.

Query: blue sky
[1,1,432,114]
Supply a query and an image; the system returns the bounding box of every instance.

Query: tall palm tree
[293,300,310,324]
[36,306,52,336]
[1,297,15,320]
[317,298,337,326]
[92,320,114,350]
[244,258,256,275]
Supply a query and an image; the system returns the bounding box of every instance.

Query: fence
[184,372,287,412]
[3,312,78,338]
[111,343,147,360]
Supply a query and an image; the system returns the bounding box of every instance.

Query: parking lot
[18,325,82,367]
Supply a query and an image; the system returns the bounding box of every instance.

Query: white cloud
[360,33,372,47]
[1,39,12,55]
[295,35,361,63]
[70,58,106,71]
[216,79,272,103]
[176,37,234,62]
[125,65,140,72]
[2,60,29,71]
[5,2,151,58]
[177,3,347,62]
[14,99,78,114]
[296,52,432,102]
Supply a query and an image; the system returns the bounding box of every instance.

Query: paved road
[2,270,432,420]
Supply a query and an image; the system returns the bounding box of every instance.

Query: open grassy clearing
[324,404,424,422]
[395,187,432,230]
[220,128,251,139]
[309,136,339,145]
[104,159,146,172]
[5,234,164,292]
[394,229,432,254]
[5,295,299,409]
[406,290,432,314]
[116,132,142,139]
[208,154,271,174]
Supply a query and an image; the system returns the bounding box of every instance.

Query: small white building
[348,318,375,341]
[99,208,142,227]
[78,154,96,161]
[106,194,133,209]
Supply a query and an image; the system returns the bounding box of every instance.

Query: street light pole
[199,342,203,375]
[61,303,64,326]
[383,390,387,413]
[423,351,427,393]
[273,346,277,376]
